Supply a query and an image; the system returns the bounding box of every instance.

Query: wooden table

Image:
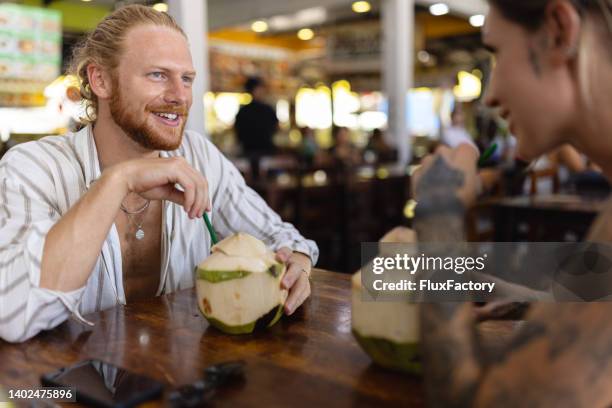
[0,270,426,407]
[489,194,607,241]
[0,270,517,407]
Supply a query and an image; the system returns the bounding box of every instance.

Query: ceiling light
[152,2,168,12]
[268,15,293,31]
[429,3,449,16]
[295,7,326,23]
[469,14,485,27]
[251,20,269,33]
[297,28,315,41]
[352,1,371,13]
[81,0,92,2]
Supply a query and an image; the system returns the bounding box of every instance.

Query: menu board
[0,3,62,82]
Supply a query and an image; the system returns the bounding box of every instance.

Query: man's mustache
[147,105,189,116]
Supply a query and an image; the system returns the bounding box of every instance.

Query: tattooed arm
[413,147,484,407]
[414,146,612,407]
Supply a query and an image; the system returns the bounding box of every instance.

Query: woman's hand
[412,144,480,207]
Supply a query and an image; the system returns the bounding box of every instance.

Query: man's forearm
[40,168,128,292]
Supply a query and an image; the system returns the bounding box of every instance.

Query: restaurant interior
[1,0,611,406]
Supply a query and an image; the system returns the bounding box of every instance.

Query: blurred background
[1,0,609,273]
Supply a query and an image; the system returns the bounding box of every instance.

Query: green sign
[0,3,62,81]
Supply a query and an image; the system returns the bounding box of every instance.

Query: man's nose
[164,76,190,105]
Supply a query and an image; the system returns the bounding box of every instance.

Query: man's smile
[150,111,183,127]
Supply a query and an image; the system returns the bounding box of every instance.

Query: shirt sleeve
[205,140,319,265]
[0,148,87,343]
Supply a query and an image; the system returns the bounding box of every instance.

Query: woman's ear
[87,63,113,100]
[544,0,582,65]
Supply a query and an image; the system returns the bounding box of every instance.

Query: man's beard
[109,81,188,151]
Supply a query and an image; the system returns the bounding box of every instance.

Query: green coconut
[196,233,287,334]
[351,271,421,374]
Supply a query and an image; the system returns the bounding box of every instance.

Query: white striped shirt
[0,125,318,343]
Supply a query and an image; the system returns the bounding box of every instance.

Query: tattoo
[528,46,542,77]
[504,320,547,354]
[414,156,466,242]
[420,303,483,408]
[415,156,465,202]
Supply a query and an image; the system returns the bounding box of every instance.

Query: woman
[411,1,612,406]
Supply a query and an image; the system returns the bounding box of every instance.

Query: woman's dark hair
[488,0,612,32]
[488,0,612,103]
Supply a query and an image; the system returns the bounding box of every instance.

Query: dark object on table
[168,361,246,407]
[40,359,163,408]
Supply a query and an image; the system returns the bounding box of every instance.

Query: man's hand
[276,248,312,315]
[107,156,211,219]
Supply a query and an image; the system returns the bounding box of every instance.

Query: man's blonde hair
[69,5,186,123]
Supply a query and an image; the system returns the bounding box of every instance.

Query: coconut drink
[352,227,421,373]
[351,271,420,373]
[196,233,287,334]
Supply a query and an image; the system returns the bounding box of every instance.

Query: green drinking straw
[478,143,498,166]
[203,212,219,245]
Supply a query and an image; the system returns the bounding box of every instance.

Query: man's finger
[281,261,303,289]
[284,273,310,315]
[162,186,186,206]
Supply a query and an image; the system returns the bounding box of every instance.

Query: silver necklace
[120,200,150,240]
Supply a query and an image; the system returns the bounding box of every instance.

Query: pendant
[135,229,145,240]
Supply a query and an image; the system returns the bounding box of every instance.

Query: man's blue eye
[150,72,164,79]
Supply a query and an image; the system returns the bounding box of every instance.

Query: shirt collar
[72,124,102,190]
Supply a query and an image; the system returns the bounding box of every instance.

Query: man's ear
[543,0,582,66]
[87,63,113,100]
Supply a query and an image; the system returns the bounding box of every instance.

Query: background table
[490,194,606,241]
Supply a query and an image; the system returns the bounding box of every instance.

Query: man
[234,77,278,179]
[0,5,317,343]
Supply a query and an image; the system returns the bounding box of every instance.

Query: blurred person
[441,106,476,149]
[234,76,279,179]
[550,143,588,173]
[0,6,317,343]
[551,144,609,194]
[401,0,612,406]
[365,128,393,162]
[299,126,319,167]
[330,126,362,167]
